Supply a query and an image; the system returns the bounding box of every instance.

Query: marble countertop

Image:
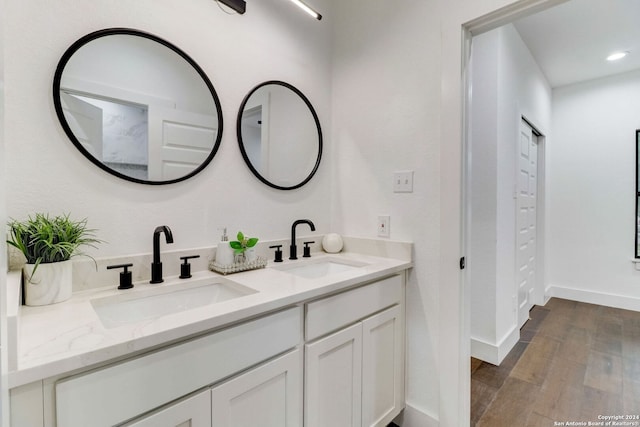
[8,238,412,389]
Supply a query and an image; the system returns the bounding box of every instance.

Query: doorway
[467,20,550,365]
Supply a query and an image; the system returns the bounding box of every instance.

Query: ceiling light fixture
[218,0,246,14]
[216,0,321,20]
[607,51,628,61]
[288,0,322,20]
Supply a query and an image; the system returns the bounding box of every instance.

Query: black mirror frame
[236,80,322,190]
[52,28,224,185]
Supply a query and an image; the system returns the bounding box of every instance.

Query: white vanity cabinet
[9,270,407,427]
[211,348,303,426]
[123,389,212,427]
[124,348,303,427]
[304,274,405,427]
[53,307,301,427]
[305,322,363,426]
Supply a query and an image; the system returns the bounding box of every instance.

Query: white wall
[549,69,640,309]
[4,0,333,259]
[331,1,442,422]
[0,0,8,422]
[469,24,552,364]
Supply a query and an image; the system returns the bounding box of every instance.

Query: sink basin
[274,258,368,279]
[91,280,257,329]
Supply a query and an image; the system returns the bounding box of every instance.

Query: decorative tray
[209,256,268,275]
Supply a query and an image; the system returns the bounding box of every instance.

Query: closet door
[517,119,539,327]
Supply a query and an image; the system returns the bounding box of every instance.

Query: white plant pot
[23,260,73,306]
[245,247,257,263]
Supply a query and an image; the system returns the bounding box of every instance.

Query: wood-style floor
[471,297,640,426]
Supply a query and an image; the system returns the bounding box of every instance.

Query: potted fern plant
[7,213,102,306]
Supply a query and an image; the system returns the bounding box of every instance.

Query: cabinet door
[305,322,363,427]
[123,389,211,427]
[211,349,303,427]
[362,305,404,427]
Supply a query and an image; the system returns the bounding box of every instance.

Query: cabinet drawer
[121,389,212,427]
[56,307,301,427]
[305,274,403,341]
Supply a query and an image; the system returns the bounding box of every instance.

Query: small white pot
[245,247,257,263]
[23,260,73,306]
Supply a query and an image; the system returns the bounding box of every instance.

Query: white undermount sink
[273,257,368,279]
[91,280,257,329]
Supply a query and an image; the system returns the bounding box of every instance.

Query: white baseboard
[395,403,439,427]
[470,325,519,365]
[547,285,640,312]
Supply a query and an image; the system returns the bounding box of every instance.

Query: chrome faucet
[150,225,174,283]
[290,219,315,260]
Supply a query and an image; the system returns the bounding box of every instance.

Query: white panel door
[361,305,404,427]
[147,107,218,181]
[517,119,538,327]
[123,389,211,427]
[60,91,103,159]
[305,323,363,427]
[211,349,303,427]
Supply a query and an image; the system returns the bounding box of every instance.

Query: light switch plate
[393,171,414,193]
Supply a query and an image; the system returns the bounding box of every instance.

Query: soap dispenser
[216,228,235,266]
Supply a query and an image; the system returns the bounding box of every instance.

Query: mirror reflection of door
[266,85,317,187]
[237,81,322,190]
[54,29,224,185]
[62,91,149,180]
[60,92,104,161]
[61,90,219,182]
[241,105,265,176]
[241,85,270,179]
[147,106,219,181]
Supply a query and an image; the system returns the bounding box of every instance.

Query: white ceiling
[513,0,640,88]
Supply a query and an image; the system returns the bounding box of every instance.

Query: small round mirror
[237,81,322,190]
[53,28,223,185]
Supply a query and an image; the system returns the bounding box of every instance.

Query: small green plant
[229,231,258,255]
[7,213,103,276]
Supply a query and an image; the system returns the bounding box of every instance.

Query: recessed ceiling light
[607,51,628,61]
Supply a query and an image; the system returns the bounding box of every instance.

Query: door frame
[442,0,567,425]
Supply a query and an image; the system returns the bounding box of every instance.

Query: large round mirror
[237,81,322,190]
[53,28,223,185]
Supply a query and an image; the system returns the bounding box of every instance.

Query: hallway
[471,298,640,425]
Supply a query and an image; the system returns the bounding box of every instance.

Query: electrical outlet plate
[378,215,390,237]
[393,171,414,193]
